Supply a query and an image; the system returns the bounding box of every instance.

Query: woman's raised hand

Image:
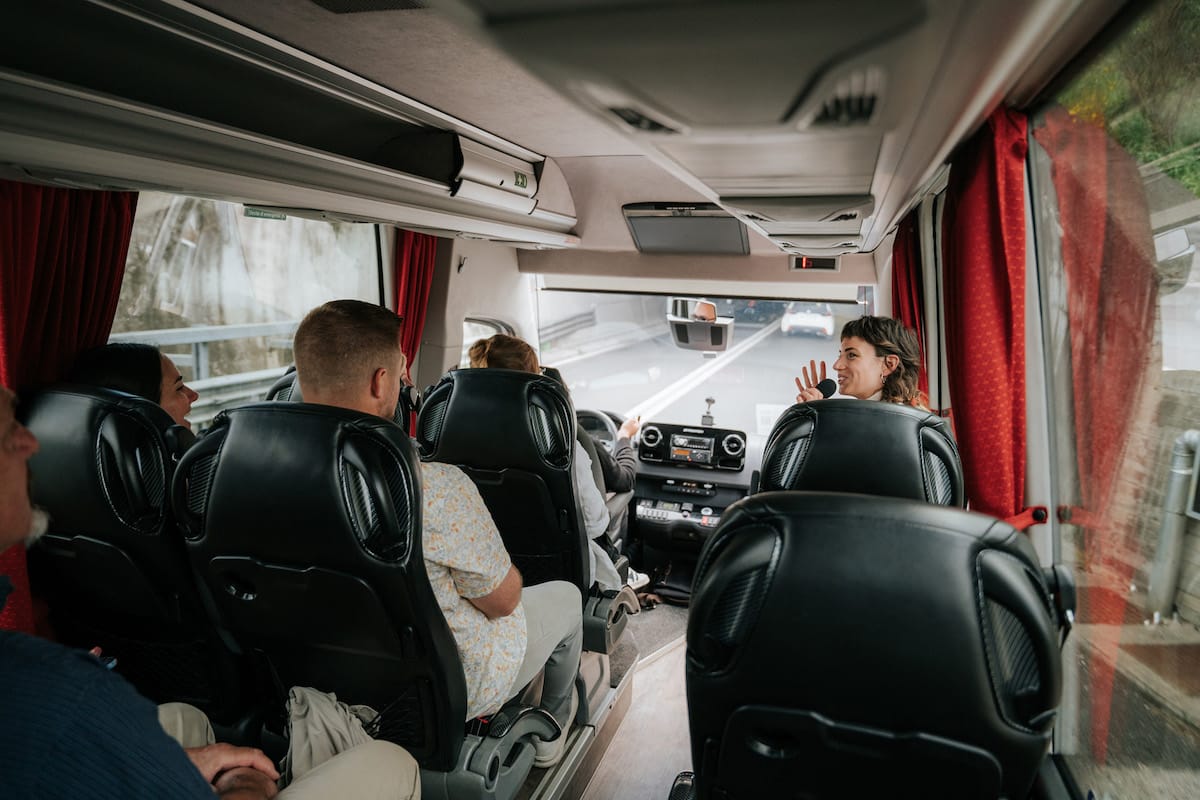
[794,360,828,403]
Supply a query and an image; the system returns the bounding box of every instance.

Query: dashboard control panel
[636,497,722,529]
[638,422,747,471]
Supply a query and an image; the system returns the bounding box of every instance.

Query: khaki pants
[158,703,420,799]
[506,580,584,726]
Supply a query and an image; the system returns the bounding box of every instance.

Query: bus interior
[2,0,1199,798]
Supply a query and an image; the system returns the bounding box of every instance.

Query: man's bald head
[294,300,407,418]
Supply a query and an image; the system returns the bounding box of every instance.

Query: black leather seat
[20,386,249,722]
[266,364,420,427]
[418,368,589,588]
[681,492,1063,800]
[416,368,637,654]
[173,402,556,799]
[264,365,302,401]
[759,399,965,505]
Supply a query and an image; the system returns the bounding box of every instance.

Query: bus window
[110,192,380,427]
[536,290,859,442]
[1029,2,1200,795]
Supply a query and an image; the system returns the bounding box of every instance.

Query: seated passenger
[467,334,646,591]
[0,383,421,799]
[70,342,199,429]
[294,300,583,767]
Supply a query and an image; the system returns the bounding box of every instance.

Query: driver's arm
[595,435,636,493]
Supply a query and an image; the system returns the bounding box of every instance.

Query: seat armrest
[486,705,560,741]
[583,585,639,653]
[670,771,697,800]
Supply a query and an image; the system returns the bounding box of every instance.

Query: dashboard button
[700,507,713,516]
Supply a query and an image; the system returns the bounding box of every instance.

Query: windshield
[536,290,862,442]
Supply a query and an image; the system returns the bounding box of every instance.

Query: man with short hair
[294,299,583,768]
[0,383,421,798]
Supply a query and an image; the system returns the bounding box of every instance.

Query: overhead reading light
[623,203,749,255]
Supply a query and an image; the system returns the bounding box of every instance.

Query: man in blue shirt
[0,384,420,799]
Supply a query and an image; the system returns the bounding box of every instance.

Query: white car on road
[780,302,835,339]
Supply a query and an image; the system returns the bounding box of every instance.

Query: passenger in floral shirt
[294,300,582,768]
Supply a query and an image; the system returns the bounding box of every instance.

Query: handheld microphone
[816,378,837,398]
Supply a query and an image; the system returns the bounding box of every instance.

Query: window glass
[112,192,378,427]
[535,291,860,442]
[1031,2,1200,795]
[460,318,515,367]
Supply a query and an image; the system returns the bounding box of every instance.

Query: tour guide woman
[794,316,927,408]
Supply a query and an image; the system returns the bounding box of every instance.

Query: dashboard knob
[641,425,663,447]
[721,433,745,456]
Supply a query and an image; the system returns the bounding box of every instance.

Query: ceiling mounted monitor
[623,203,749,255]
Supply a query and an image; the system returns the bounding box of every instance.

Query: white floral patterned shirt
[419,462,527,720]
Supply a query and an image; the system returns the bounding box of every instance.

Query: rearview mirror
[667,297,734,352]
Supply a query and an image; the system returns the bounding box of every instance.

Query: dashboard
[631,419,758,553]
[637,422,746,471]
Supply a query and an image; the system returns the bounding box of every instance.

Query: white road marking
[621,323,780,420]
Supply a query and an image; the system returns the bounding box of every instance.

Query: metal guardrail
[539,310,596,344]
[189,367,291,430]
[109,320,299,380]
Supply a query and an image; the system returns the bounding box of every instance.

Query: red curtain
[0,179,137,633]
[392,229,439,365]
[941,108,1029,520]
[890,211,929,404]
[1032,106,1159,762]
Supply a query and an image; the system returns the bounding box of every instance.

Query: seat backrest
[416,368,590,591]
[264,365,302,402]
[686,492,1062,800]
[172,402,468,770]
[759,399,965,505]
[19,386,246,718]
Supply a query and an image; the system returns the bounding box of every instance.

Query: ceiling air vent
[609,107,681,134]
[809,67,884,128]
[309,0,424,12]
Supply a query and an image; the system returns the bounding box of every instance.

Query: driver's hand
[618,416,641,440]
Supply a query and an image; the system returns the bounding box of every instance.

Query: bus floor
[581,633,691,799]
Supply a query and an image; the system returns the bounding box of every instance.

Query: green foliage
[1056,0,1200,196]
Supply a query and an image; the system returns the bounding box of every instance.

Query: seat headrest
[759,399,964,506]
[174,402,419,568]
[416,368,575,471]
[265,366,301,402]
[688,491,1060,799]
[20,386,191,535]
[269,365,419,427]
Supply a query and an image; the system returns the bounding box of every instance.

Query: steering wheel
[576,408,621,453]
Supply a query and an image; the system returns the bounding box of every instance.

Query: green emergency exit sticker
[514,172,528,189]
[244,207,288,220]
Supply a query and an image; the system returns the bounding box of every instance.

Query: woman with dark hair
[70,343,200,429]
[794,315,927,408]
